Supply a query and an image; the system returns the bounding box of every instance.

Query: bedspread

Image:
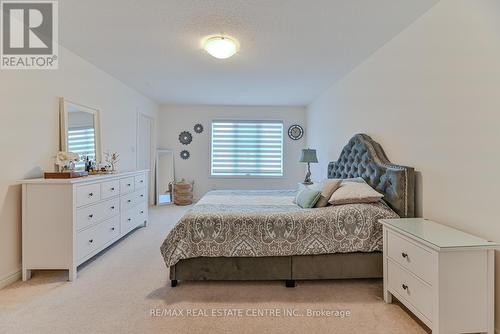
[160,190,398,267]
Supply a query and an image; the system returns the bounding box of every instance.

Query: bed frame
[170,134,415,287]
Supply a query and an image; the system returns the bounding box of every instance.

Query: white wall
[159,105,306,200]
[306,0,500,328]
[0,46,159,287]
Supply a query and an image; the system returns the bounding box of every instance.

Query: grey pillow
[296,189,322,208]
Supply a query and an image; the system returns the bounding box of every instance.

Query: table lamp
[299,148,318,185]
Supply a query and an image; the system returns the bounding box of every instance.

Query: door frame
[136,111,156,205]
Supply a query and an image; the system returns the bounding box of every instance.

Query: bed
[160,134,415,287]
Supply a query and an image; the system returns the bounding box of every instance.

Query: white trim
[136,112,156,205]
[0,270,21,289]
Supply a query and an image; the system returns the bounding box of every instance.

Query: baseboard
[0,270,21,289]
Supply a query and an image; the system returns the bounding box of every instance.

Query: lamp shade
[299,149,318,163]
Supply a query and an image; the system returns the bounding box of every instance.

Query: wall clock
[194,124,204,134]
[179,131,192,145]
[180,150,190,160]
[288,125,304,140]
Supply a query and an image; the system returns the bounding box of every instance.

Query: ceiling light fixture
[202,35,239,59]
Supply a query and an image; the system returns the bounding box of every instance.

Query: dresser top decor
[19,170,149,185]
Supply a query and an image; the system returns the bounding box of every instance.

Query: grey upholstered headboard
[328,134,415,218]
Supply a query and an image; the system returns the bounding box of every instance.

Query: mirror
[156,149,175,205]
[59,98,102,170]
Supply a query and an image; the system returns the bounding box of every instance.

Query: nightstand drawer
[387,260,432,322]
[387,231,433,284]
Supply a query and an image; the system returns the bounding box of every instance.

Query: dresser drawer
[101,180,119,199]
[387,260,432,321]
[135,174,146,189]
[137,202,147,225]
[121,204,146,235]
[387,231,434,284]
[76,216,120,260]
[120,177,135,194]
[76,183,101,207]
[76,198,120,231]
[121,192,136,211]
[135,188,147,203]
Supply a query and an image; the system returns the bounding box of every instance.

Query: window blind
[211,120,284,176]
[67,127,95,168]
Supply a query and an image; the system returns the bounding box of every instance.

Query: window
[67,127,95,169]
[211,120,284,177]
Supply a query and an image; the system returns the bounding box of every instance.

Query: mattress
[160,190,398,267]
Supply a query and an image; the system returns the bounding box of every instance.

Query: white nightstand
[380,218,498,334]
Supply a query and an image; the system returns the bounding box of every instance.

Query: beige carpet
[0,205,429,334]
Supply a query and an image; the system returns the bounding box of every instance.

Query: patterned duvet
[160,190,398,267]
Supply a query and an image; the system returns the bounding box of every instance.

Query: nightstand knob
[89,239,93,243]
[401,252,408,258]
[127,200,131,203]
[111,187,115,191]
[127,218,131,221]
[402,284,408,290]
[88,214,93,218]
[111,206,115,210]
[111,227,115,231]
[89,192,93,197]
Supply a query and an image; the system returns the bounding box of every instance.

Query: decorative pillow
[296,189,322,208]
[294,182,322,203]
[314,179,342,208]
[328,181,383,205]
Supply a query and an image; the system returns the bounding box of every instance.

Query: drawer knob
[140,211,144,214]
[140,195,144,197]
[111,206,115,210]
[140,180,144,183]
[402,284,408,290]
[127,183,131,186]
[127,218,132,221]
[111,187,115,191]
[89,239,93,243]
[111,227,115,231]
[127,200,131,203]
[401,252,408,258]
[89,192,93,197]
[88,214,94,218]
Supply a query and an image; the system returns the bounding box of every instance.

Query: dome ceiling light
[202,35,239,59]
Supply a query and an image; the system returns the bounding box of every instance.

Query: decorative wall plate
[194,124,204,134]
[288,124,304,140]
[179,131,192,145]
[180,150,190,160]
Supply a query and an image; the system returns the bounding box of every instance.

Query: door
[136,112,155,205]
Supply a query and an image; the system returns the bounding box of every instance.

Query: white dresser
[21,170,149,281]
[381,218,498,334]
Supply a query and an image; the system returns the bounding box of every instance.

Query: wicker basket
[173,179,194,206]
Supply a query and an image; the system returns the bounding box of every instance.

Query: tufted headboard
[328,134,415,218]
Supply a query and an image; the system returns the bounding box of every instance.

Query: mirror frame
[156,149,175,206]
[59,97,102,163]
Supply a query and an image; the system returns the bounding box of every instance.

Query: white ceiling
[59,0,438,106]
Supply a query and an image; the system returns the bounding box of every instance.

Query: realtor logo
[1,0,58,69]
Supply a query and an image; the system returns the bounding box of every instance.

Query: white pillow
[328,181,383,205]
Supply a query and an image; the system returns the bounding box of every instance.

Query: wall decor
[179,131,193,145]
[288,124,304,140]
[194,123,204,134]
[180,150,190,160]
